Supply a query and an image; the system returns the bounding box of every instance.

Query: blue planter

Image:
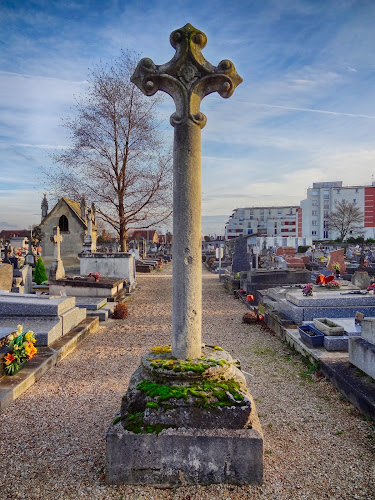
[298,324,324,348]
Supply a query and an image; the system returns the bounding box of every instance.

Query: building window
[312,190,318,195]
[355,188,359,193]
[353,199,356,203]
[260,209,264,215]
[312,200,318,206]
[323,200,329,209]
[312,220,318,226]
[312,231,317,235]
[324,210,329,218]
[250,209,254,215]
[323,190,329,199]
[323,230,328,238]
[336,189,340,194]
[278,209,282,214]
[312,210,317,216]
[59,215,69,232]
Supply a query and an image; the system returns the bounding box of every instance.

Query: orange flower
[27,344,37,360]
[4,353,16,365]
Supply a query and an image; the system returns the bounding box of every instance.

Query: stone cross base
[106,422,263,485]
[49,259,65,281]
[106,345,263,485]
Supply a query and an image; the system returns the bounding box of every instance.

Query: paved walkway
[0,264,374,499]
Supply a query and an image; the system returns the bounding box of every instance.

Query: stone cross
[49,226,65,281]
[3,245,11,264]
[132,23,242,359]
[51,226,63,261]
[82,208,94,253]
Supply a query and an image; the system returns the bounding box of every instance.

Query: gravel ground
[0,263,374,499]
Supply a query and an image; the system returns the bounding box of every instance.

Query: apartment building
[299,181,375,240]
[225,206,299,240]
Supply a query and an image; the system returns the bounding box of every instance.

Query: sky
[1,0,375,236]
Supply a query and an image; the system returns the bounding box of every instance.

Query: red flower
[4,353,16,365]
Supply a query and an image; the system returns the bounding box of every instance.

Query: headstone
[49,226,65,281]
[327,248,346,273]
[352,271,371,290]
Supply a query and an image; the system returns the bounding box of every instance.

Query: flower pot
[313,318,345,336]
[5,360,27,376]
[298,325,324,348]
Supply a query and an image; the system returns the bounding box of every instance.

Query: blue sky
[1,0,375,235]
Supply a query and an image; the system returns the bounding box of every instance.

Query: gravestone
[352,271,371,290]
[49,226,65,281]
[0,264,13,291]
[106,23,263,486]
[327,248,346,273]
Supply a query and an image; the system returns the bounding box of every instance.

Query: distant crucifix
[132,23,242,359]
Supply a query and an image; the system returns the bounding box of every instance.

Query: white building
[225,206,299,240]
[299,181,375,240]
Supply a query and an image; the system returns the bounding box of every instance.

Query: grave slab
[349,337,375,379]
[0,295,76,316]
[74,297,107,310]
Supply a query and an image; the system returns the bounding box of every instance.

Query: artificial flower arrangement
[325,279,341,289]
[316,274,335,286]
[3,325,37,376]
[302,283,313,296]
[367,283,375,293]
[331,263,340,273]
[88,272,101,282]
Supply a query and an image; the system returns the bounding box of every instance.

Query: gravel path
[0,264,374,499]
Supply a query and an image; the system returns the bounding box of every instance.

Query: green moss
[112,416,121,425]
[137,378,246,408]
[205,344,224,351]
[149,357,227,375]
[145,401,159,409]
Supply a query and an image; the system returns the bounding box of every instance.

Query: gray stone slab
[323,335,349,352]
[0,317,62,346]
[74,297,107,310]
[349,337,375,379]
[106,423,263,485]
[280,300,375,323]
[0,295,76,316]
[61,307,87,335]
[86,309,109,321]
[361,318,375,344]
[286,290,375,308]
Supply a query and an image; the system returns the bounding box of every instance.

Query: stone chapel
[39,195,97,269]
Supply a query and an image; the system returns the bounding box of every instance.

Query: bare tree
[46,50,172,251]
[327,200,364,241]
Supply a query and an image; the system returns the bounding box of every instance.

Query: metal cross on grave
[132,24,242,359]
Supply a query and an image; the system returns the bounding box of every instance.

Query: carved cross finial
[131,23,242,128]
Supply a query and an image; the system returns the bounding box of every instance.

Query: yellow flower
[25,332,32,341]
[7,334,14,342]
[31,338,36,344]
[13,344,19,351]
[23,341,29,348]
[17,324,23,334]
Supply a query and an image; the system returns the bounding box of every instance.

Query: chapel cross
[132,24,242,359]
